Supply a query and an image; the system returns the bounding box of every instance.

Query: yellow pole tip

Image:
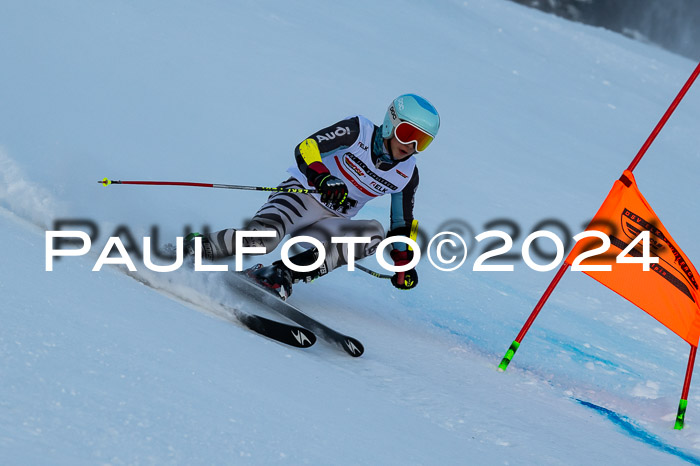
[100,178,112,186]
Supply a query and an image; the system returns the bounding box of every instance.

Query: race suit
[204,115,419,273]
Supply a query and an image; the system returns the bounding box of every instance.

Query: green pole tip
[675,399,688,430]
[498,341,520,372]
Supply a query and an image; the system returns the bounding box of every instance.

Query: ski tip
[343,337,364,357]
[236,312,316,349]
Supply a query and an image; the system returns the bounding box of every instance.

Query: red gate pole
[675,345,698,430]
[498,60,700,373]
[498,263,570,371]
[627,61,700,174]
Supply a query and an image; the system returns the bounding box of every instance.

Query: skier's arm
[388,168,419,251]
[387,169,420,290]
[293,117,360,186]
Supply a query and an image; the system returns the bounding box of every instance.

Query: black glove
[184,232,214,261]
[313,173,348,209]
[390,249,418,290]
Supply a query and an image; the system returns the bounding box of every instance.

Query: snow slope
[1,0,700,464]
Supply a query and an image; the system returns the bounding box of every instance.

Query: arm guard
[293,117,361,185]
[296,138,329,186]
[389,168,419,251]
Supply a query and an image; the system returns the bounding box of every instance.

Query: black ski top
[289,115,419,245]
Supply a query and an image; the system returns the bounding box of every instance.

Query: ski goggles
[393,121,435,152]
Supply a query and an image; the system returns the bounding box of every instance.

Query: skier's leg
[246,218,384,300]
[201,179,331,260]
[294,217,385,274]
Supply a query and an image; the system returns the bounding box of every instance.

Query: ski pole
[101,177,400,281]
[356,220,420,280]
[98,177,318,194]
[355,263,392,279]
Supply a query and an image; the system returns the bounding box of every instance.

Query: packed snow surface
[1,0,700,464]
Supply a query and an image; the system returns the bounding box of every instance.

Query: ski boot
[246,263,294,300]
[246,248,326,300]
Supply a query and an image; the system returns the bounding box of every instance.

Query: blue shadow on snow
[576,399,700,465]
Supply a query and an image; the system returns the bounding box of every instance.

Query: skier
[186,93,440,300]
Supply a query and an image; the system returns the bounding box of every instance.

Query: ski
[124,270,316,349]
[227,306,316,348]
[227,272,365,357]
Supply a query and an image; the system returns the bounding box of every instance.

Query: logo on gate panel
[621,208,698,291]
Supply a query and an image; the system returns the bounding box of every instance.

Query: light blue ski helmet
[382,94,440,145]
